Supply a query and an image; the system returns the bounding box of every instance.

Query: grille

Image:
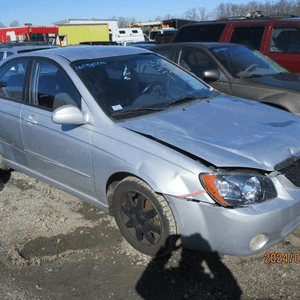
[281,160,300,187]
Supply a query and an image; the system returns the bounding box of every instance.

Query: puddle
[76,202,106,221]
[19,227,113,259]
[17,224,123,262]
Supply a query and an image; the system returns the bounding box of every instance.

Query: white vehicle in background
[109,27,145,45]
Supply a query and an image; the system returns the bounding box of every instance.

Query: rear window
[230,26,265,50]
[172,24,226,43]
[29,33,45,42]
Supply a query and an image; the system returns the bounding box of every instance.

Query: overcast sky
[1,0,259,26]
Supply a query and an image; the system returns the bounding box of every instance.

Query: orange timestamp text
[264,252,300,264]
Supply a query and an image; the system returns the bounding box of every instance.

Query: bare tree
[295,0,300,15]
[244,1,262,15]
[10,20,20,27]
[183,8,199,20]
[0,22,6,28]
[213,3,227,19]
[129,17,137,24]
[212,0,300,20]
[164,14,176,20]
[118,17,130,28]
[198,7,208,20]
[116,0,300,26]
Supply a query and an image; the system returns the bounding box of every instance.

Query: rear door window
[0,59,28,101]
[172,24,226,43]
[230,26,265,50]
[270,25,300,53]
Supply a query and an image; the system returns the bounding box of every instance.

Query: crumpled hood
[120,95,300,171]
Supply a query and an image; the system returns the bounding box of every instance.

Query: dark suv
[171,14,300,73]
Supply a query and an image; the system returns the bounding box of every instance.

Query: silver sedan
[1,45,300,256]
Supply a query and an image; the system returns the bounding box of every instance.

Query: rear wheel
[113,176,178,256]
[0,154,10,171]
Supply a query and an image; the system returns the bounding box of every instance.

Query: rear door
[0,58,29,166]
[20,58,95,196]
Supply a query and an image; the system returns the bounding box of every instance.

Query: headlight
[200,173,277,207]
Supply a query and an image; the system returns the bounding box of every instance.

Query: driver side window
[179,48,216,78]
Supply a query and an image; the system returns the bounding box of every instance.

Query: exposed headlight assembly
[200,173,277,207]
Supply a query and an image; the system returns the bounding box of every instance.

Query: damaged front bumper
[164,179,300,256]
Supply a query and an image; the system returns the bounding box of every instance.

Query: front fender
[91,130,212,207]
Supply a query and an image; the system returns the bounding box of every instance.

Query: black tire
[0,154,10,171]
[113,176,178,256]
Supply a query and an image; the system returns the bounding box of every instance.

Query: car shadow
[0,169,12,192]
[136,234,242,300]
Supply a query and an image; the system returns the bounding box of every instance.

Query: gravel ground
[0,169,300,300]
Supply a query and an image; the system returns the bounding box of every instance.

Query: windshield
[72,53,212,119]
[211,45,287,78]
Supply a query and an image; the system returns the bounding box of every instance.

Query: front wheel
[113,177,178,256]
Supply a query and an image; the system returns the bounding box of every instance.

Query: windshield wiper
[165,96,206,107]
[111,107,164,116]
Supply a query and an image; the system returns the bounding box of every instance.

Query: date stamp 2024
[264,252,300,264]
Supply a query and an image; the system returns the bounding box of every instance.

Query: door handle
[24,114,38,124]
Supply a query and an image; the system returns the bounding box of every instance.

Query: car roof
[16,46,56,53]
[0,42,57,55]
[178,15,300,26]
[27,45,149,62]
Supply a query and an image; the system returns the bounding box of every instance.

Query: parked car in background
[0,42,57,61]
[170,13,300,73]
[148,42,300,116]
[2,46,300,257]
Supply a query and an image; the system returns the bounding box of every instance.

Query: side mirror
[52,105,87,125]
[202,69,221,82]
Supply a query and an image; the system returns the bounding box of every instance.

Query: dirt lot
[1,169,300,300]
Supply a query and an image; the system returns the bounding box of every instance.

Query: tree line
[117,0,300,26]
[160,0,300,22]
[1,0,300,28]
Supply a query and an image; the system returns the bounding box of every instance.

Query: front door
[21,59,95,196]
